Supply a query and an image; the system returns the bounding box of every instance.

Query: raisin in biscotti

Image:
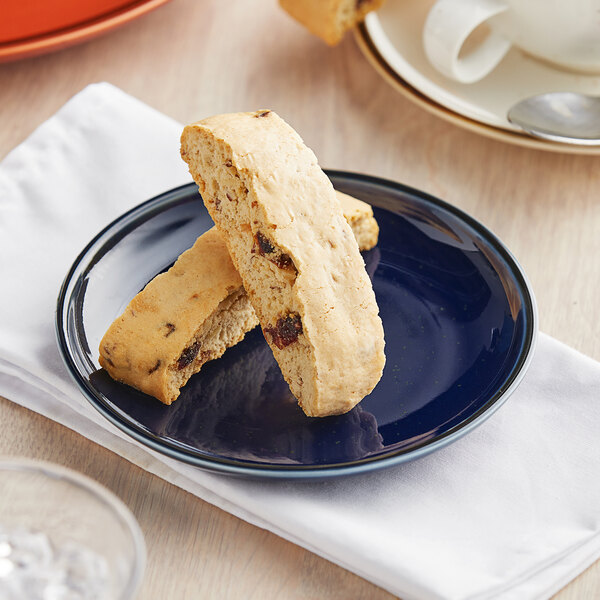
[98,192,378,405]
[180,110,386,417]
[279,0,385,46]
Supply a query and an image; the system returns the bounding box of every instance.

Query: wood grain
[0,0,598,598]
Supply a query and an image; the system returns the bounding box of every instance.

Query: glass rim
[0,456,146,599]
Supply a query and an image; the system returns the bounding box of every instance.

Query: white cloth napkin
[1,83,599,600]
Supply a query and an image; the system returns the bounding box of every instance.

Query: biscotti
[336,190,378,251]
[279,0,385,45]
[98,192,379,405]
[181,110,386,417]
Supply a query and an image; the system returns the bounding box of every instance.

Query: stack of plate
[356,0,600,153]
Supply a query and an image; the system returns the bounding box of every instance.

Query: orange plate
[0,0,171,63]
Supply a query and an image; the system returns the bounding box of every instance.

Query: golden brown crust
[181,110,385,416]
[279,0,385,45]
[98,228,256,404]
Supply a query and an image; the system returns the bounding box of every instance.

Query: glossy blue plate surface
[56,172,537,479]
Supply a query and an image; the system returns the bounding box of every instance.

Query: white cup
[423,0,600,83]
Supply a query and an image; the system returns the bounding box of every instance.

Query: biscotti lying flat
[98,191,379,405]
[181,110,385,417]
[279,0,385,45]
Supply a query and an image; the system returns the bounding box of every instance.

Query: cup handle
[423,0,510,83]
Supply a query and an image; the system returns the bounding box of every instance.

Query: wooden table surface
[0,1,598,598]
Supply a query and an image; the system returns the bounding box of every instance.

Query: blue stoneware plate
[56,171,537,479]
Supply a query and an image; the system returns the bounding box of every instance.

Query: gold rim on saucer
[354,22,600,155]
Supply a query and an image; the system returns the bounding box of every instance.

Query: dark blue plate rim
[56,171,538,479]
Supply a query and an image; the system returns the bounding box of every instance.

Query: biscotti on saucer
[279,0,385,45]
[181,110,385,417]
[98,192,379,406]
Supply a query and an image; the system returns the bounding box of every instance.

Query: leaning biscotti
[279,0,385,46]
[180,110,386,417]
[98,192,379,405]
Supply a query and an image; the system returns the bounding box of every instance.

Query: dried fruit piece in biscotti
[279,0,385,46]
[98,191,379,405]
[180,110,386,417]
[98,228,257,405]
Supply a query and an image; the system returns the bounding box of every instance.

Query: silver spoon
[507,92,600,146]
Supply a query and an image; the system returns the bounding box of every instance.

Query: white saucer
[357,0,600,153]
